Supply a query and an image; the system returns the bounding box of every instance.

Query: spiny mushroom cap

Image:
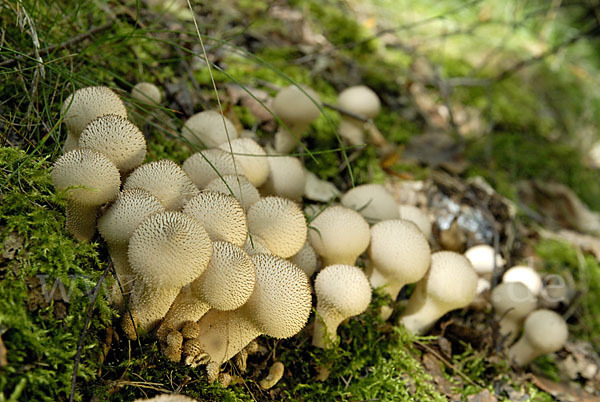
[182,149,238,189]
[337,85,381,118]
[244,253,311,339]
[289,241,319,277]
[98,189,164,245]
[423,251,478,307]
[205,175,260,210]
[243,235,272,256]
[464,244,505,277]
[341,184,400,224]
[272,85,321,126]
[124,159,199,210]
[260,155,306,200]
[131,82,162,105]
[191,241,256,311]
[491,281,537,320]
[51,149,120,206]
[246,197,307,258]
[308,205,371,266]
[78,114,146,172]
[218,138,269,187]
[315,265,371,317]
[61,86,127,138]
[368,219,431,284]
[398,204,431,238]
[520,309,568,353]
[183,191,247,247]
[502,265,543,297]
[182,110,239,148]
[128,211,212,288]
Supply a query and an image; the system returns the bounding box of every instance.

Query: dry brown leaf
[528,374,600,402]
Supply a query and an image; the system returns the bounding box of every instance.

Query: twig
[69,262,112,402]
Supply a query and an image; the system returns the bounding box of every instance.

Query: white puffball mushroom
[205,175,260,210]
[400,251,478,335]
[288,241,319,277]
[503,265,543,297]
[337,85,381,145]
[464,244,505,281]
[182,110,239,148]
[491,282,537,345]
[218,138,270,187]
[131,82,162,105]
[182,149,238,189]
[259,154,306,200]
[312,264,372,348]
[341,184,399,224]
[398,204,432,239]
[508,309,568,367]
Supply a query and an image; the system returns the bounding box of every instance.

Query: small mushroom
[182,110,239,148]
[218,138,270,187]
[259,153,306,201]
[134,395,196,402]
[288,241,319,277]
[312,264,372,348]
[507,309,568,366]
[341,184,399,224]
[131,82,162,105]
[398,204,432,239]
[182,149,238,189]
[491,282,537,345]
[464,244,505,281]
[502,265,543,297]
[400,251,478,334]
[205,175,260,210]
[337,85,381,145]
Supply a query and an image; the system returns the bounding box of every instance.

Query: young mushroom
[341,184,399,224]
[182,110,239,148]
[288,241,319,278]
[400,251,478,335]
[368,219,431,320]
[131,82,162,105]
[312,264,372,348]
[205,175,260,210]
[491,282,537,345]
[182,149,238,189]
[398,204,432,239]
[464,244,505,281]
[259,153,306,201]
[217,138,270,187]
[507,309,568,367]
[502,265,543,297]
[337,85,381,145]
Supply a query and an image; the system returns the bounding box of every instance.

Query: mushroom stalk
[400,283,448,334]
[312,308,346,348]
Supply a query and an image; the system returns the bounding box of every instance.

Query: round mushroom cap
[182,110,239,148]
[183,191,248,247]
[465,244,505,277]
[182,149,238,189]
[503,265,543,297]
[491,282,537,320]
[260,155,306,200]
[192,241,256,311]
[52,149,120,206]
[128,211,213,288]
[521,309,568,353]
[123,159,199,210]
[337,86,381,119]
[61,86,127,138]
[423,251,478,307]
[308,205,371,266]
[244,253,312,339]
[98,189,164,245]
[341,184,399,224]
[398,204,431,239]
[315,264,371,317]
[243,235,272,256]
[272,85,321,126]
[369,219,431,284]
[131,82,162,105]
[78,114,146,172]
[246,197,307,258]
[205,175,260,210]
[288,241,319,277]
[218,138,269,187]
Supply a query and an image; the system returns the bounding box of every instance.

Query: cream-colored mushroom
[308,205,370,266]
[134,394,197,402]
[465,244,505,281]
[218,138,270,187]
[400,251,478,334]
[123,159,199,210]
[312,264,372,348]
[259,153,306,200]
[398,204,432,239]
[182,110,239,148]
[182,149,238,189]
[491,282,537,345]
[337,85,381,145]
[288,241,319,277]
[341,184,399,224]
[131,82,162,105]
[205,175,260,210]
[502,265,543,297]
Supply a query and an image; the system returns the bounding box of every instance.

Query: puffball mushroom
[135,395,197,402]
[464,244,505,281]
[503,265,543,297]
[217,138,270,187]
[491,282,537,345]
[205,175,260,210]
[272,85,321,153]
[288,241,319,277]
[341,184,399,224]
[131,82,162,105]
[182,110,239,148]
[123,211,212,337]
[182,149,238,189]
[246,196,307,258]
[259,153,306,200]
[157,241,256,347]
[78,114,146,173]
[61,86,127,139]
[337,85,381,145]
[51,149,121,241]
[312,264,372,348]
[183,254,311,382]
[182,191,248,247]
[508,309,568,367]
[368,219,431,320]
[398,204,432,239]
[308,205,370,266]
[400,251,478,335]
[123,159,199,210]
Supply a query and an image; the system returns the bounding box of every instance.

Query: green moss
[0,147,113,401]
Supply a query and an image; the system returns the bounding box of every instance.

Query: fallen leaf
[467,389,497,402]
[528,374,600,402]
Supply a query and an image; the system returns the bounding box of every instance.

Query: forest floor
[1,0,600,401]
